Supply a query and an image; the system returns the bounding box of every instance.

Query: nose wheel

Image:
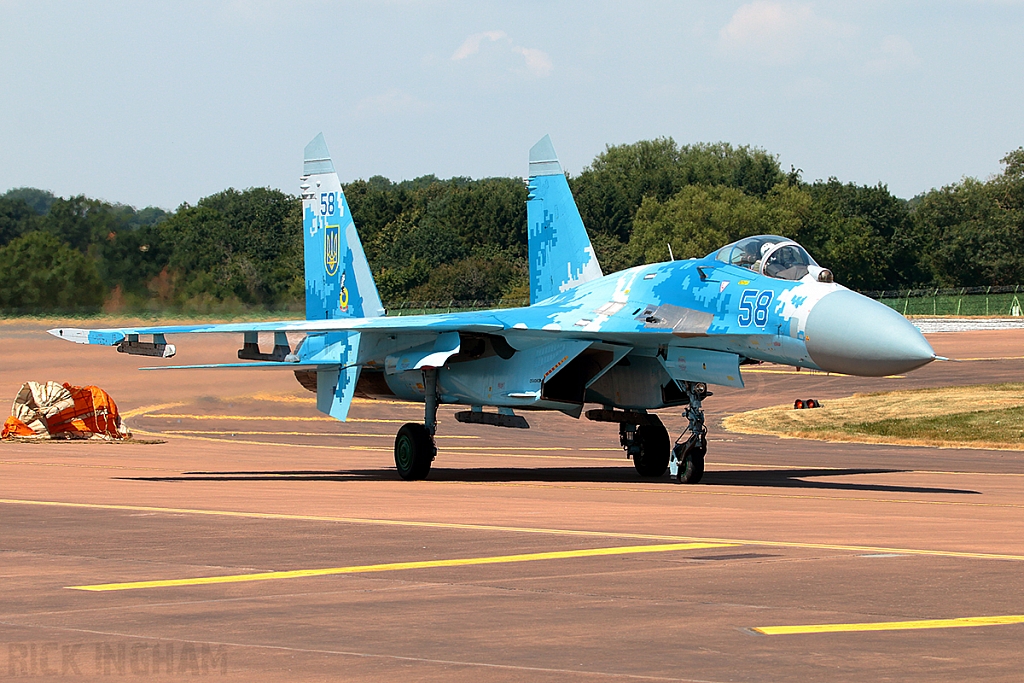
[670,382,710,484]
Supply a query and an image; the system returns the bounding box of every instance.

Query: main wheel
[673,439,705,484]
[395,423,435,480]
[633,421,670,477]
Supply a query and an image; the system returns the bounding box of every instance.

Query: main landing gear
[619,418,670,478]
[586,382,710,484]
[395,369,438,480]
[670,382,710,484]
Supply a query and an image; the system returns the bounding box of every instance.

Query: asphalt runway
[1,322,1023,681]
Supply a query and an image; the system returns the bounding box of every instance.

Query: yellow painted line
[162,430,478,439]
[126,429,392,452]
[432,479,1024,510]
[126,428,622,460]
[120,402,185,419]
[0,460,167,471]
[67,542,733,591]
[712,461,1024,477]
[753,614,1024,635]
[2,498,1023,562]
[143,413,409,423]
[958,356,1024,362]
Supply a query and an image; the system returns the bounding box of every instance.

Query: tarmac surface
[1,321,1023,681]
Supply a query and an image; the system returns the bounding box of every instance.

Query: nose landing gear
[671,382,709,484]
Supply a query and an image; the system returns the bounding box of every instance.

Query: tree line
[1,140,1022,314]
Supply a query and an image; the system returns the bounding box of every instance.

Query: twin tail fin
[526,135,603,304]
[301,134,385,321]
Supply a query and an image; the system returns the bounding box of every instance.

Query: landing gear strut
[670,382,710,484]
[395,368,438,480]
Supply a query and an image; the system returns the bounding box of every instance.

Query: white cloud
[867,35,922,72]
[719,1,844,64]
[452,31,508,61]
[451,30,552,78]
[512,46,553,77]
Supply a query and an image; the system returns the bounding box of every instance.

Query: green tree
[629,183,812,265]
[915,178,1024,287]
[800,180,920,290]
[571,138,785,270]
[0,231,104,311]
[0,197,39,247]
[1,187,56,215]
[160,188,303,306]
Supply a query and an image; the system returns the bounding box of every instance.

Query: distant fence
[861,285,1023,317]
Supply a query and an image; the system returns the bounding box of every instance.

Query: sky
[1,0,1022,209]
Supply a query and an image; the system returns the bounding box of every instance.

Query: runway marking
[3,498,1023,562]
[123,430,626,462]
[150,429,619,452]
[67,542,733,591]
[711,461,1024,476]
[144,413,409,423]
[752,614,1024,635]
[120,402,185,419]
[957,355,1024,362]
[431,479,1024,510]
[0,460,167,471]
[124,427,626,460]
[162,430,478,439]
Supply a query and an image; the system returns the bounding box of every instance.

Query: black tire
[633,421,670,477]
[673,439,705,484]
[395,423,435,480]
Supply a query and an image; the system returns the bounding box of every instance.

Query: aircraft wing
[48,311,507,347]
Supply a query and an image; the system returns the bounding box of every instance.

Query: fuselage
[351,254,935,413]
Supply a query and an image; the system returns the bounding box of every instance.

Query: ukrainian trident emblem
[324,224,340,277]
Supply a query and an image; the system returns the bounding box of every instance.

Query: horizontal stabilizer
[316,333,362,421]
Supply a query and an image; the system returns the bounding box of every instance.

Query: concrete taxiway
[1,322,1023,681]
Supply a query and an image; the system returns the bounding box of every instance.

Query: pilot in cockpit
[711,235,833,283]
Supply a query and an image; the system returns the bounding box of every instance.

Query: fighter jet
[49,134,937,482]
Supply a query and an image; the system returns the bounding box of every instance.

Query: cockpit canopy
[711,235,832,283]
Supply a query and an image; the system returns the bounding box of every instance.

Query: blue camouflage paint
[527,135,602,304]
[51,134,936,423]
[87,331,126,346]
[303,134,383,321]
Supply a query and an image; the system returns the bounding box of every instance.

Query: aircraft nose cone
[805,289,935,376]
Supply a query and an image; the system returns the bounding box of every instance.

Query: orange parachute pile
[1,382,131,440]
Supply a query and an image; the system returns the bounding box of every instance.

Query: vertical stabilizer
[301,134,385,320]
[526,135,603,304]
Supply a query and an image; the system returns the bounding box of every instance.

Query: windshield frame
[711,235,819,282]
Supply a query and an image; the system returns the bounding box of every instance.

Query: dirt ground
[1,323,1023,681]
